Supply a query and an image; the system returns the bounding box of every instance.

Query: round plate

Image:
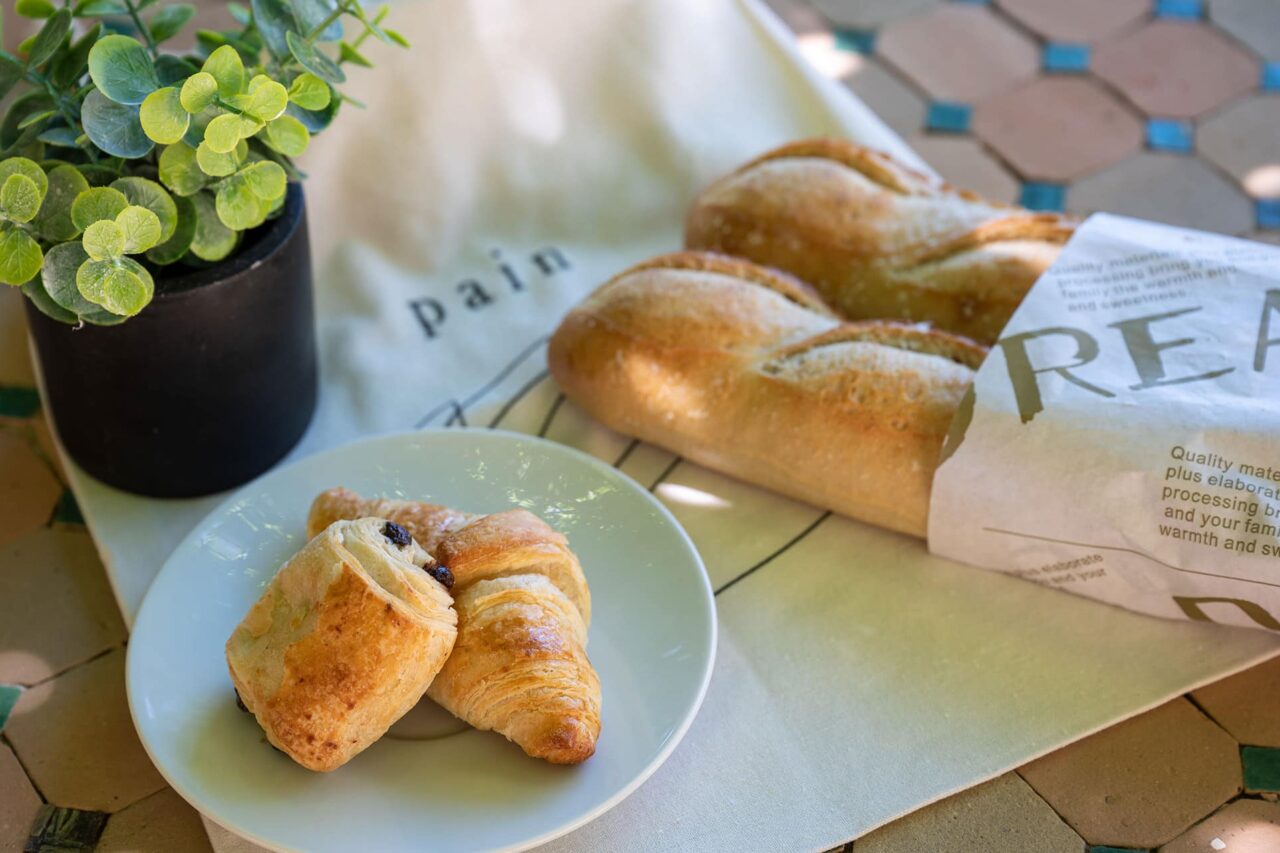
[127,429,716,853]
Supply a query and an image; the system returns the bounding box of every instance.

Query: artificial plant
[0,0,405,324]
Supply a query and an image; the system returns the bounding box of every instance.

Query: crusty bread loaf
[684,139,1075,344]
[547,252,986,537]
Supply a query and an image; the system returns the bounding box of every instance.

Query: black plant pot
[25,183,317,498]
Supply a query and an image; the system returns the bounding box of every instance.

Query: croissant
[307,489,601,763]
[684,139,1076,345]
[308,488,590,623]
[226,517,458,771]
[548,251,986,537]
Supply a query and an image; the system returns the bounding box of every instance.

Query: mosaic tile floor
[3,0,1280,850]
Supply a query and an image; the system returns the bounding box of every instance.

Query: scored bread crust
[225,517,457,772]
[547,251,986,537]
[684,139,1076,344]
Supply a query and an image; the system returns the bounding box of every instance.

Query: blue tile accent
[1020,183,1066,212]
[926,101,971,133]
[833,29,875,55]
[54,489,84,525]
[1155,0,1202,18]
[1259,199,1280,230]
[1243,746,1280,792]
[1043,43,1090,73]
[0,386,39,418]
[1147,118,1193,153]
[0,684,20,732]
[1263,62,1280,91]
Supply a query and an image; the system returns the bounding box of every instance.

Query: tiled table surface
[4,0,1280,849]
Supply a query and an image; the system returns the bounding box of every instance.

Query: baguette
[684,139,1076,344]
[547,252,986,537]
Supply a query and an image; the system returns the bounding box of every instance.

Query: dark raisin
[382,521,411,546]
[235,689,249,713]
[426,563,455,589]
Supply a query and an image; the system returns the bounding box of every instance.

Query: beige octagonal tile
[0,427,61,549]
[1019,699,1241,848]
[997,0,1150,43]
[1193,657,1280,748]
[1209,0,1280,61]
[6,648,165,812]
[974,76,1144,181]
[810,0,942,31]
[878,5,1039,102]
[908,135,1020,203]
[98,788,214,853]
[1159,798,1280,852]
[841,56,927,140]
[0,742,41,853]
[0,528,127,685]
[1093,21,1259,119]
[1069,152,1255,235]
[857,772,1083,852]
[1198,96,1280,199]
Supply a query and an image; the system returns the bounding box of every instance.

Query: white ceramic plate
[127,429,716,853]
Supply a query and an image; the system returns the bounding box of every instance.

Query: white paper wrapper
[930,213,1280,633]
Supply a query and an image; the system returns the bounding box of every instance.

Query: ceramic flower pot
[24,183,317,498]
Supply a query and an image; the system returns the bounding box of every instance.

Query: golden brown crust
[306,490,601,763]
[684,138,1076,344]
[226,518,457,772]
[428,575,600,764]
[548,252,985,537]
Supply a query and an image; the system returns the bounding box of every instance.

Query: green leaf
[1,174,43,222]
[285,97,338,133]
[146,192,194,264]
[115,204,160,253]
[293,0,342,42]
[194,139,238,176]
[285,31,345,84]
[87,34,158,105]
[180,72,217,113]
[25,9,71,67]
[35,164,89,241]
[112,176,177,243]
[188,190,235,260]
[82,218,123,259]
[149,4,194,43]
[239,160,285,201]
[215,173,265,230]
[40,240,97,315]
[154,54,199,86]
[77,255,153,316]
[72,0,127,17]
[76,163,119,187]
[36,126,80,148]
[0,225,43,284]
[261,114,307,157]
[16,0,55,20]
[139,87,189,145]
[81,89,153,158]
[338,42,372,68]
[1,92,54,149]
[158,142,205,195]
[50,23,101,89]
[286,72,329,111]
[203,112,246,153]
[202,44,244,99]
[382,28,409,48]
[0,55,25,102]
[22,276,80,324]
[70,185,127,230]
[0,157,49,199]
[238,75,287,121]
[249,0,295,60]
[16,109,55,131]
[227,2,250,27]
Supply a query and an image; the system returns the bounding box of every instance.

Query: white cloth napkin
[55,1,1280,850]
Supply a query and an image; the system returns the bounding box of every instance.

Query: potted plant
[2,0,405,497]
